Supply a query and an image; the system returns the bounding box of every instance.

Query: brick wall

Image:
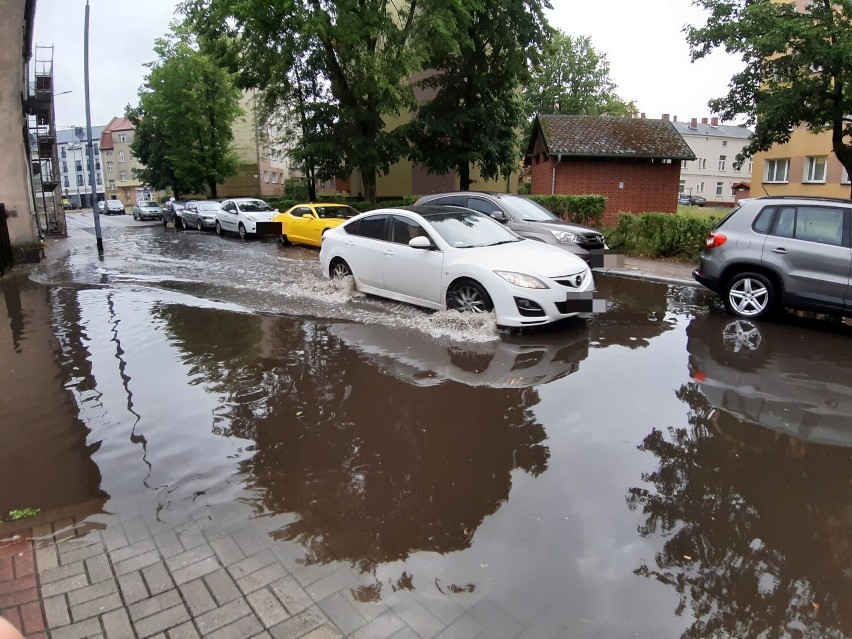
[530,156,680,227]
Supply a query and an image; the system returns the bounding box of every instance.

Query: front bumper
[491,276,604,327]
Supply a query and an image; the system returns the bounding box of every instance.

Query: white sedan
[319,205,600,328]
[215,198,278,239]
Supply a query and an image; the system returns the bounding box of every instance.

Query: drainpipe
[551,154,562,194]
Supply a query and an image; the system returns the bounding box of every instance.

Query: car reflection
[686,313,852,447]
[327,322,590,388]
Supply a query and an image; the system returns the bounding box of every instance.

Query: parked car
[413,192,606,263]
[97,201,106,214]
[182,200,221,231]
[162,199,187,228]
[693,195,852,319]
[132,201,162,221]
[103,199,126,215]
[216,198,278,239]
[679,194,707,206]
[275,203,359,248]
[319,205,598,328]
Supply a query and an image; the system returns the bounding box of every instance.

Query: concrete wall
[0,0,39,263]
[679,131,752,205]
[530,156,681,227]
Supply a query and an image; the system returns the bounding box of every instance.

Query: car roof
[751,195,852,205]
[362,204,484,218]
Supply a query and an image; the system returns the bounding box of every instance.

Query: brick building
[525,115,695,226]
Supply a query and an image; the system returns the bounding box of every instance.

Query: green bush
[605,212,719,260]
[283,178,310,200]
[529,194,607,227]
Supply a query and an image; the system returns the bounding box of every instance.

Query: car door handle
[345,240,354,247]
[383,249,395,256]
[770,247,787,254]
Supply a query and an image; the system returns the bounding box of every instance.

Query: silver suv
[413,192,606,263]
[693,196,852,319]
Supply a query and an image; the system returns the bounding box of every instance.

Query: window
[764,158,789,183]
[62,161,67,173]
[117,134,128,143]
[390,215,427,244]
[95,160,101,171]
[681,160,688,169]
[96,173,102,185]
[105,150,112,157]
[77,174,84,187]
[107,161,114,172]
[803,156,827,183]
[117,151,125,163]
[716,182,724,196]
[108,180,115,190]
[679,179,686,194]
[770,205,844,245]
[747,158,753,174]
[271,172,278,184]
[353,214,387,240]
[63,176,69,188]
[94,143,99,156]
[119,171,127,181]
[698,182,705,193]
[718,155,727,171]
[76,160,83,173]
[263,171,269,183]
[722,140,728,147]
[699,158,707,170]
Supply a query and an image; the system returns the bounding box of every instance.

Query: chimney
[662,113,670,121]
[640,112,646,119]
[701,117,708,124]
[711,117,719,127]
[673,115,678,122]
[690,117,698,129]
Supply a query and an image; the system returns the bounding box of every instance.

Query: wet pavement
[1,212,851,639]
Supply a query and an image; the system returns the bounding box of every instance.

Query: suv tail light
[705,233,727,249]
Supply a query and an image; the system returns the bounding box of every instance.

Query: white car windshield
[238,200,273,212]
[428,212,521,248]
[502,196,560,222]
[198,202,220,211]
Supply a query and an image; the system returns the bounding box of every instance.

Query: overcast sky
[33,0,745,131]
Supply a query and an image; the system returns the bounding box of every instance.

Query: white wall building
[670,116,753,205]
[56,126,106,209]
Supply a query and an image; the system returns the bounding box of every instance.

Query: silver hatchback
[693,196,852,319]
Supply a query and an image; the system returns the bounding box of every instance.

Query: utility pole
[83,0,104,253]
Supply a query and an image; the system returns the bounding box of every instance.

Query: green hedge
[605,212,720,260]
[528,194,607,227]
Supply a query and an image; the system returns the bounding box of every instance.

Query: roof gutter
[551,154,562,195]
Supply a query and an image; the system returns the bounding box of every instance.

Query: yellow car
[274,203,359,248]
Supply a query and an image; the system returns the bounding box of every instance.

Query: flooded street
[2,215,851,638]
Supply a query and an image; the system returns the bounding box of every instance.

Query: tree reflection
[628,383,852,638]
[154,304,549,576]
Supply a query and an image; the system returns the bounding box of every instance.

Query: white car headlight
[550,229,579,243]
[495,271,548,289]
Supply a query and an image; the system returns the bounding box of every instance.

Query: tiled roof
[672,121,753,139]
[530,115,696,160]
[105,116,134,132]
[56,126,106,145]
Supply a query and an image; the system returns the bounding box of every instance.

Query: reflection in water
[328,322,589,388]
[158,303,550,580]
[628,314,852,638]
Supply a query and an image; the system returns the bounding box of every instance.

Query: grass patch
[6,507,40,521]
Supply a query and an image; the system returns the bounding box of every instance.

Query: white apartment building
[670,116,754,205]
[56,126,106,208]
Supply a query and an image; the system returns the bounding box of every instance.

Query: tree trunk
[363,170,377,206]
[459,162,471,191]
[307,162,317,202]
[208,180,218,199]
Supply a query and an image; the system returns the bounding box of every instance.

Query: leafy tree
[406,0,552,191]
[523,31,635,120]
[181,0,426,205]
[686,0,852,192]
[129,29,242,198]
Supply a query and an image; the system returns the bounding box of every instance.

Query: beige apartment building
[100,117,158,206]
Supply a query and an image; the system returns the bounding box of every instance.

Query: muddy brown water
[2,222,851,637]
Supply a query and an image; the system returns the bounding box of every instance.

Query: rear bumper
[693,269,720,292]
